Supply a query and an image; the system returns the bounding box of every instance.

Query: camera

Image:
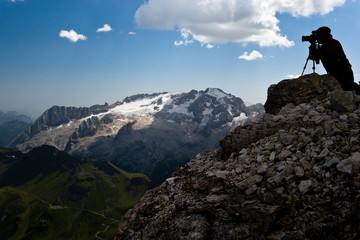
[302,30,318,43]
[301,30,320,76]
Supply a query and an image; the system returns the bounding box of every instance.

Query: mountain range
[0,111,32,125]
[9,88,264,185]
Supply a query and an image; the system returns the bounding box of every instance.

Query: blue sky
[1,0,359,118]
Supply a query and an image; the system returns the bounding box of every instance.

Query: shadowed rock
[115,74,360,240]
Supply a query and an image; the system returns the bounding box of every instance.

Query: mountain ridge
[115,74,360,240]
[10,88,262,148]
[9,88,264,185]
[0,111,32,125]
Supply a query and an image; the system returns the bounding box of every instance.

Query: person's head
[316,26,332,44]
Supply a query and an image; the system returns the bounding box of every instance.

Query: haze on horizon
[1,0,360,119]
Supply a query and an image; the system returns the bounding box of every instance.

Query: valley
[0,146,149,239]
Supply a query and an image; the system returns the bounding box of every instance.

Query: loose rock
[116,74,360,240]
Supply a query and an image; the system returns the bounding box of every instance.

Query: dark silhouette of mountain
[0,120,30,147]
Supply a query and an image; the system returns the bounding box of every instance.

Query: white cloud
[238,50,263,61]
[10,0,24,2]
[135,0,345,47]
[206,44,214,49]
[97,24,112,32]
[174,29,194,46]
[128,32,136,35]
[59,30,87,43]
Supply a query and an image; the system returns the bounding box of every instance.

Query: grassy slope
[0,147,150,240]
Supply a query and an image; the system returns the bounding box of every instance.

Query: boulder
[264,73,340,115]
[330,90,360,113]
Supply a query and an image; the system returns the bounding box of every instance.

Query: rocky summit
[115,74,360,240]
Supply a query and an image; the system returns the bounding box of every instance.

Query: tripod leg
[301,58,310,76]
[312,59,316,73]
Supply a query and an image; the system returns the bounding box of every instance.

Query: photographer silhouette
[305,26,360,94]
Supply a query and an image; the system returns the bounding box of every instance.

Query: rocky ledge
[115,74,360,240]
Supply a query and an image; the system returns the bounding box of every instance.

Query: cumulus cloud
[97,24,112,32]
[238,50,263,61]
[135,0,345,47]
[59,30,87,43]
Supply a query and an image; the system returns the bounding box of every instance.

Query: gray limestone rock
[298,180,312,195]
[116,74,360,240]
[330,90,360,113]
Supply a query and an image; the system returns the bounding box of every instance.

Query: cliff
[115,74,360,240]
[8,103,110,146]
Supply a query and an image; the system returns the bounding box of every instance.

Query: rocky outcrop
[72,116,102,139]
[115,74,360,240]
[220,74,359,159]
[264,74,339,115]
[123,92,168,103]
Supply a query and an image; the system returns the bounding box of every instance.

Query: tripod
[301,57,316,76]
[301,44,319,76]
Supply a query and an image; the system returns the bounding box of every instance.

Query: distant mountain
[0,111,32,124]
[0,111,32,147]
[10,88,264,185]
[0,120,30,147]
[0,145,150,239]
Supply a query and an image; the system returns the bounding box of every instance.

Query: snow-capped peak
[55,88,255,131]
[109,93,175,117]
[204,88,228,100]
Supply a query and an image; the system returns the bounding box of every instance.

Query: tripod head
[307,42,320,64]
[301,42,320,76]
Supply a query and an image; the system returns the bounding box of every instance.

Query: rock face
[115,74,360,240]
[9,104,110,145]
